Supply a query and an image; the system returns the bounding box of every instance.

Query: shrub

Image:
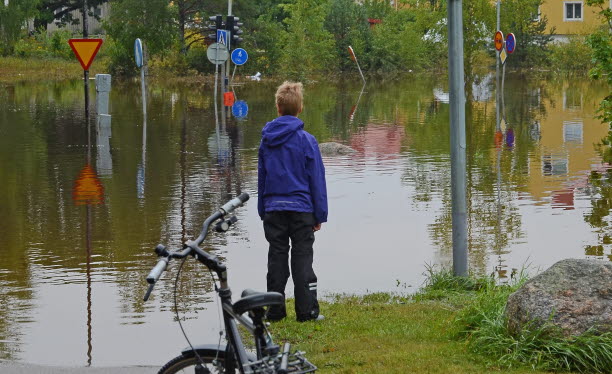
[549,36,593,72]
[13,29,74,59]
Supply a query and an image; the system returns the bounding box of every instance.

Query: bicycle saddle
[233,289,284,315]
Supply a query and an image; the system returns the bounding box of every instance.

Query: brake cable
[174,256,206,367]
[210,269,224,367]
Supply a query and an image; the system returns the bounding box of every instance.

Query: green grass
[262,268,611,373]
[0,56,110,83]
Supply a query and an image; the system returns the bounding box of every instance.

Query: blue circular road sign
[134,38,144,68]
[232,100,249,119]
[231,48,248,65]
[506,33,516,54]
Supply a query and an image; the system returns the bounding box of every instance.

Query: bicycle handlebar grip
[146,257,169,284]
[237,192,250,203]
[220,193,250,214]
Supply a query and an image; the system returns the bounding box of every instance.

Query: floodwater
[0,74,610,366]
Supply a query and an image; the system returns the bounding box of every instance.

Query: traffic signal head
[226,16,244,46]
[208,15,223,31]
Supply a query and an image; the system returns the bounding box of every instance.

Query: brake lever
[214,216,238,232]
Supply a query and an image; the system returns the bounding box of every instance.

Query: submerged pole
[447,0,468,277]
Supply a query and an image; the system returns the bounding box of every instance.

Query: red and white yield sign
[68,39,103,70]
[494,31,504,51]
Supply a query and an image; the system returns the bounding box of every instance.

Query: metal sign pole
[226,0,233,88]
[83,0,89,120]
[447,0,468,277]
[230,64,237,85]
[496,1,501,135]
[141,66,146,120]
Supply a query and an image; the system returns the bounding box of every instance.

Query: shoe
[297,314,325,322]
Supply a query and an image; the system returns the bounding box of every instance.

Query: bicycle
[143,193,317,374]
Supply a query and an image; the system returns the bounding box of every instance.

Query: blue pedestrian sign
[134,38,143,68]
[232,100,249,119]
[231,48,248,65]
[217,30,229,48]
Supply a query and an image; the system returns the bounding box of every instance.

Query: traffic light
[226,16,244,46]
[206,15,224,41]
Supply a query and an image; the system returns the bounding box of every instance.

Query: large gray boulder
[318,142,356,156]
[505,259,612,336]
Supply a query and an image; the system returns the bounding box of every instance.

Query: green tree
[586,0,612,127]
[0,0,39,56]
[500,0,553,67]
[368,8,427,72]
[34,0,108,30]
[173,0,205,54]
[324,0,372,72]
[462,0,495,78]
[277,0,337,79]
[104,0,176,75]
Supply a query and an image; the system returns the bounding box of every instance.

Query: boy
[258,81,328,322]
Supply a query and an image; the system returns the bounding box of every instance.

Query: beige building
[540,0,608,41]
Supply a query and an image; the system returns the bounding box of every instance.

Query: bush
[549,36,594,72]
[186,45,214,74]
[13,29,74,59]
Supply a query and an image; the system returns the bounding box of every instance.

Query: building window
[564,2,583,21]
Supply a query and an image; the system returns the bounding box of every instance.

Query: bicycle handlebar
[143,193,249,301]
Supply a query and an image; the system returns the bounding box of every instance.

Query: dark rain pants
[263,211,320,321]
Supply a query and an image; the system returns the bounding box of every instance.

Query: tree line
[0,0,588,79]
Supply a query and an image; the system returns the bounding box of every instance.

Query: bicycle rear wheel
[158,353,232,374]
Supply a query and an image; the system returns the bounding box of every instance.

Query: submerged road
[0,362,157,373]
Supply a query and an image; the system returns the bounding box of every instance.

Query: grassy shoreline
[1,56,589,86]
[0,56,110,83]
[268,270,611,374]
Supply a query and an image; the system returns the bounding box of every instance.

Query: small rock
[505,259,612,336]
[318,142,356,156]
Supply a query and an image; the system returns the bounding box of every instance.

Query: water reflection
[0,76,610,366]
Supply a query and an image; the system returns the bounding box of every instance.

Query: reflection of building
[349,123,405,160]
[526,83,609,207]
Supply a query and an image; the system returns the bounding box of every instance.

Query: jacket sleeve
[306,135,328,223]
[258,143,266,220]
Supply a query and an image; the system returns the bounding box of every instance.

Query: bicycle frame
[145,193,280,373]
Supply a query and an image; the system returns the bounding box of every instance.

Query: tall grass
[422,267,612,373]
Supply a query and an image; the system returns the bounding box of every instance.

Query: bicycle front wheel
[158,353,232,374]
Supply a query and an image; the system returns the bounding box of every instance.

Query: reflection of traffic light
[206,15,224,41]
[226,16,244,46]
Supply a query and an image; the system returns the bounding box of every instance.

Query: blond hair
[275,81,303,116]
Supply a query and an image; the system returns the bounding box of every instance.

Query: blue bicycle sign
[231,48,248,66]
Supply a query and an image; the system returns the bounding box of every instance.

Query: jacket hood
[262,115,304,147]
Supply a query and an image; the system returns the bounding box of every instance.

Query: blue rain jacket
[258,115,328,223]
